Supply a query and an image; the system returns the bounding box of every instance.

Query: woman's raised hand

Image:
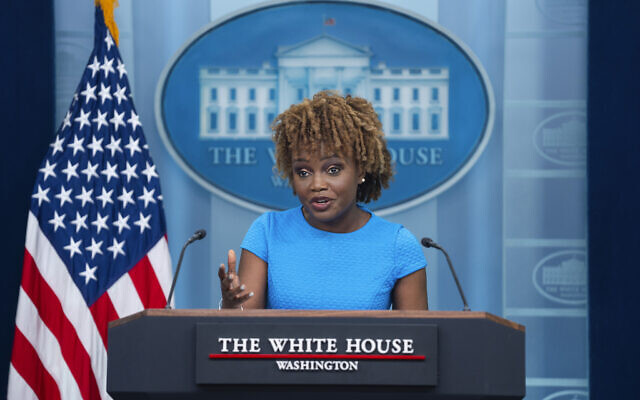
[218,249,254,309]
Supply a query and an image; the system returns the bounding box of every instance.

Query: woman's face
[291,147,364,233]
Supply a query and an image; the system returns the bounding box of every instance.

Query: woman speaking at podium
[218,91,427,310]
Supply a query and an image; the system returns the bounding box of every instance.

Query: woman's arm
[392,268,428,310]
[218,249,267,309]
[238,249,267,309]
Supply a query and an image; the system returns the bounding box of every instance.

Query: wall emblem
[542,390,588,400]
[156,0,494,213]
[533,250,587,305]
[533,111,586,166]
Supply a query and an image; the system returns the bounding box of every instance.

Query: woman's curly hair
[271,90,393,203]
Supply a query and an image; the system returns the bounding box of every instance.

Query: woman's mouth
[310,197,332,211]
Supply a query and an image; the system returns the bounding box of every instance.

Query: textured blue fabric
[241,206,427,309]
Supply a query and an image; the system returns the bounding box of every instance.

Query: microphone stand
[421,238,470,311]
[165,230,206,309]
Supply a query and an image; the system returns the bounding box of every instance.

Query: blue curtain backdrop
[587,1,640,398]
[0,0,637,398]
[0,0,54,394]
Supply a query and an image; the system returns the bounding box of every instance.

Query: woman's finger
[224,284,246,300]
[227,249,237,276]
[234,290,254,304]
[217,264,227,281]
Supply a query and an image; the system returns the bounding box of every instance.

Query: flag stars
[113,212,131,234]
[79,263,98,285]
[67,135,86,156]
[39,160,57,181]
[61,161,79,182]
[32,185,50,206]
[70,211,88,233]
[133,212,151,233]
[87,135,104,156]
[96,187,114,208]
[62,111,72,130]
[64,237,82,258]
[121,162,138,182]
[91,212,109,234]
[124,137,141,157]
[101,161,119,183]
[92,110,109,131]
[100,56,115,78]
[107,238,126,259]
[117,187,135,208]
[104,33,114,51]
[87,56,100,78]
[55,186,73,207]
[116,59,127,78]
[50,135,64,155]
[127,110,142,131]
[81,161,99,182]
[110,110,126,131]
[138,187,156,208]
[113,84,127,105]
[74,109,92,131]
[141,162,158,182]
[85,238,104,259]
[48,211,66,232]
[80,82,97,104]
[75,186,94,207]
[98,83,112,104]
[105,136,123,157]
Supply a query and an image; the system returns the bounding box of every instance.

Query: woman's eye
[296,170,310,177]
[328,166,341,175]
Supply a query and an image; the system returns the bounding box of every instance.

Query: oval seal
[532,250,587,305]
[156,0,494,213]
[533,111,586,166]
[542,390,588,400]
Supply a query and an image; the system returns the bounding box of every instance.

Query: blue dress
[241,206,426,310]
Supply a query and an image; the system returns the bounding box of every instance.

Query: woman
[218,91,427,310]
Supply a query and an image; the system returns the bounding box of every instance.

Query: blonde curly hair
[272,90,393,203]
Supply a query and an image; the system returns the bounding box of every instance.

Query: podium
[107,309,525,399]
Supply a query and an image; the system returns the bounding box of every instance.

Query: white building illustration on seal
[199,34,449,140]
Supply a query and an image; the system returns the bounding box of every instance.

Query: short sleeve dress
[241,206,426,309]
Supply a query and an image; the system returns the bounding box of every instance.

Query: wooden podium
[107,309,525,399]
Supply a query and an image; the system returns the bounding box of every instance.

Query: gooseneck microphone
[421,237,470,311]
[165,229,207,309]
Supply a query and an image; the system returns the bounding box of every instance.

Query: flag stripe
[107,271,144,318]
[129,255,167,308]
[147,236,172,298]
[7,364,40,400]
[24,212,109,398]
[89,291,119,346]
[9,329,60,400]
[21,249,102,400]
[13,288,83,400]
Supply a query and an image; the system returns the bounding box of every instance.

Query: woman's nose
[310,173,327,191]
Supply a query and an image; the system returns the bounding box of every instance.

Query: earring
[361,178,365,183]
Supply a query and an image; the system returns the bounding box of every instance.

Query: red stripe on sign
[128,255,167,308]
[89,290,120,347]
[21,250,102,400]
[209,354,426,360]
[11,327,61,400]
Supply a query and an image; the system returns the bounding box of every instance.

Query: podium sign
[107,310,525,399]
[196,322,438,385]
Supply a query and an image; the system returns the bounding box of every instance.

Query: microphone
[165,229,207,309]
[421,237,470,311]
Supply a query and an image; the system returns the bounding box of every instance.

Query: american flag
[7,6,172,399]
